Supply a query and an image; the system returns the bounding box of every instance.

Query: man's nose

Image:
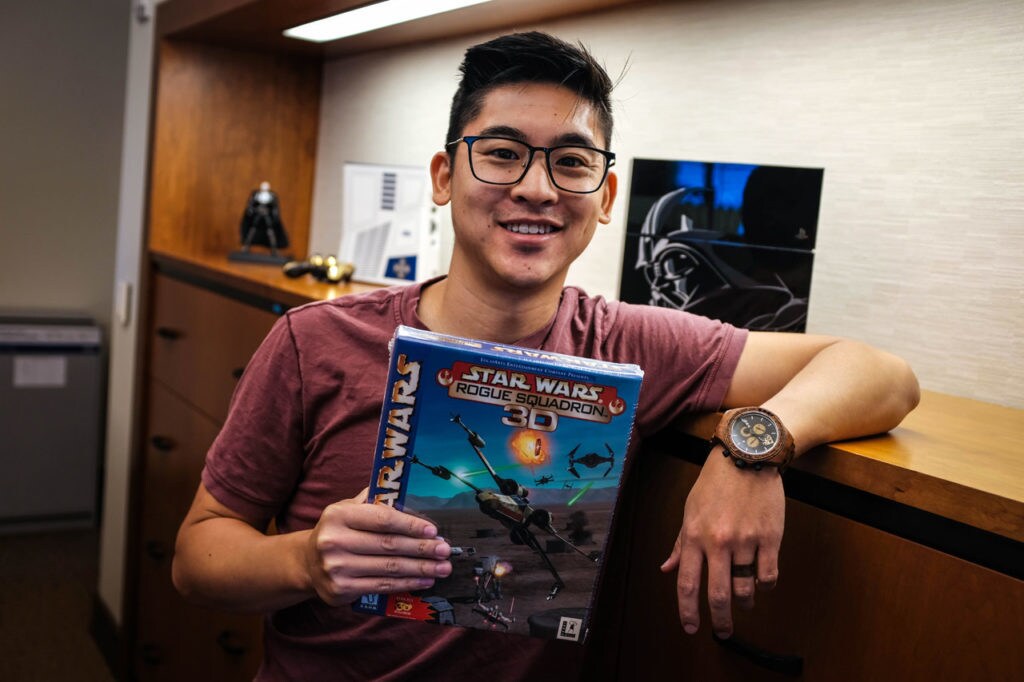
[511,153,559,201]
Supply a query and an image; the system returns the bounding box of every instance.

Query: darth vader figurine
[230,181,290,264]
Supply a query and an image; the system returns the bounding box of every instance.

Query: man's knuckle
[739,530,759,546]
[326,558,349,577]
[681,525,702,545]
[677,578,699,598]
[708,589,730,609]
[373,506,391,526]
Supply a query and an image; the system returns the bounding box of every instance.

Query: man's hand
[305,488,453,606]
[660,450,784,638]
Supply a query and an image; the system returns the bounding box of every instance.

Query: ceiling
[159,0,651,58]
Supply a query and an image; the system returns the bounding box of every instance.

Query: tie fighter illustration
[567,443,615,478]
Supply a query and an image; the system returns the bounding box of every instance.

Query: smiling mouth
[503,223,560,235]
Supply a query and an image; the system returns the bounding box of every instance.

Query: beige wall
[0,0,128,331]
[311,0,1024,408]
[0,0,134,623]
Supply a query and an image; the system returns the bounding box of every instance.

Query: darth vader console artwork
[619,159,823,332]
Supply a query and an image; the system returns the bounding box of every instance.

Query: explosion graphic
[507,430,550,467]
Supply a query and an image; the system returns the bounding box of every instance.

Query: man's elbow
[886,354,921,428]
[170,532,204,605]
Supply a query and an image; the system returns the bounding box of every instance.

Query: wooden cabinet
[597,443,1024,681]
[130,271,279,681]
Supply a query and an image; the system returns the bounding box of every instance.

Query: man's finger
[674,542,704,635]
[337,500,440,539]
[756,544,780,591]
[706,553,734,638]
[326,553,453,581]
[730,553,757,611]
[336,526,451,559]
[660,537,682,573]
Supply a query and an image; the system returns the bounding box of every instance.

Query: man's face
[431,82,617,295]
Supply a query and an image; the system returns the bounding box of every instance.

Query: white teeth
[505,223,555,235]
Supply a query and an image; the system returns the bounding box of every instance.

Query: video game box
[353,325,643,643]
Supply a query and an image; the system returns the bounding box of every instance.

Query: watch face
[728,410,780,460]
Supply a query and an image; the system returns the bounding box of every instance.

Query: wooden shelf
[151,249,383,310]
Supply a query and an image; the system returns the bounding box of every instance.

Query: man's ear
[430,152,452,206]
[598,171,617,225]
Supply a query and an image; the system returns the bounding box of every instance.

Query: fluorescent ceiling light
[284,0,495,43]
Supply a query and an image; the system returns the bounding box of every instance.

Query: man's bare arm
[724,332,921,448]
[663,332,919,637]
[172,484,452,613]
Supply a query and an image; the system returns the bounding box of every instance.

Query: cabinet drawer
[139,381,221,549]
[149,272,279,423]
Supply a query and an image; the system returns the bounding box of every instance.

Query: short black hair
[445,31,614,150]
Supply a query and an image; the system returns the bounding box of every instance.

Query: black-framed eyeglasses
[446,135,616,194]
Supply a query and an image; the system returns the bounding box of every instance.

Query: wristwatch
[713,407,795,473]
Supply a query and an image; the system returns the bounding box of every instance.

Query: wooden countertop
[151,249,383,308]
[680,391,1024,544]
[152,250,1024,545]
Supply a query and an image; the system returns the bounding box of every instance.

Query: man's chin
[487,264,561,294]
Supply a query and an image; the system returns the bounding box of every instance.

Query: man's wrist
[713,406,796,473]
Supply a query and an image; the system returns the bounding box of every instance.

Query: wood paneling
[148,39,320,260]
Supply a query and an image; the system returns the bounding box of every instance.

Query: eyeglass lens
[468,137,608,193]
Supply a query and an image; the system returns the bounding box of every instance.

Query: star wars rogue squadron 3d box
[353,325,643,643]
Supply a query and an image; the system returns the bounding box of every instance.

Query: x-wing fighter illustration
[410,414,597,599]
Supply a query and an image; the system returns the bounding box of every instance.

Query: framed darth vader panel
[619,159,823,332]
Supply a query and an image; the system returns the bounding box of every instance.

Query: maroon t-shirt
[202,278,746,681]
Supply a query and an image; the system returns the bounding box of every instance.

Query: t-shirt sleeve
[598,301,747,437]
[201,312,306,522]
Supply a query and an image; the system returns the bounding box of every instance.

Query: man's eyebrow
[553,132,599,148]
[476,126,600,149]
[478,125,526,140]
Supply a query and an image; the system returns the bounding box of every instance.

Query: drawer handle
[712,632,804,676]
[155,326,181,340]
[150,435,176,452]
[231,366,245,380]
[145,540,169,561]
[216,629,248,656]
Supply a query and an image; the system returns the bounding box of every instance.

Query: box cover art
[353,326,644,643]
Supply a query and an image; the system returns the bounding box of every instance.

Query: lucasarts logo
[557,616,583,642]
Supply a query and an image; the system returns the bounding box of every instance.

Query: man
[173,32,919,680]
